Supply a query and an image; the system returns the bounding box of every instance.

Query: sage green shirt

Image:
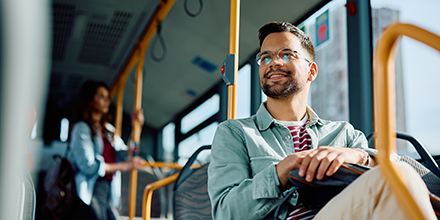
[208,103,377,220]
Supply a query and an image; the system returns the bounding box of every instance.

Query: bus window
[59,118,69,142]
[237,64,251,119]
[162,122,175,162]
[371,0,440,157]
[181,94,219,134]
[297,0,349,122]
[178,122,217,165]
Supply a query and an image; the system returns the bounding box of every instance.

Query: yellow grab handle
[373,22,440,220]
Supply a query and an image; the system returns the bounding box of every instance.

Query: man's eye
[281,52,293,59]
[262,56,271,61]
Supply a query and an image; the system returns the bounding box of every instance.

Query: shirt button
[285,135,291,140]
[293,191,298,198]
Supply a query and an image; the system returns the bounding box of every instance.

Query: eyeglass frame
[255,48,311,66]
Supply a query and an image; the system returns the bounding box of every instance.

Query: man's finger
[304,149,330,182]
[298,150,317,177]
[315,152,338,180]
[326,155,345,176]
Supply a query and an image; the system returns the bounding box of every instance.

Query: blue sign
[316,10,329,47]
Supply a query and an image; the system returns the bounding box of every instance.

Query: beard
[261,68,306,100]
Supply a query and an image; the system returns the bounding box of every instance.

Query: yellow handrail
[373,22,440,220]
[106,0,178,219]
[129,43,146,219]
[142,173,180,220]
[141,161,203,170]
[227,0,240,120]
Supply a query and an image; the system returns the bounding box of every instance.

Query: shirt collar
[255,102,323,131]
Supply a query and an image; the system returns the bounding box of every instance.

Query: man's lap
[313,162,436,220]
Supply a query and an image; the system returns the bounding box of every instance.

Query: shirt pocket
[249,156,281,177]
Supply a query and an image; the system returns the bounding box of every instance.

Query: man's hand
[296,147,364,182]
[276,147,365,190]
[276,150,311,190]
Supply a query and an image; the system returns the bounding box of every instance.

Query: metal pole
[115,84,125,139]
[227,0,240,120]
[128,45,145,219]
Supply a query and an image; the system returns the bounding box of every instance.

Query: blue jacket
[70,121,129,208]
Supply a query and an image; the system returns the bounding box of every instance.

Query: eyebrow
[260,48,294,53]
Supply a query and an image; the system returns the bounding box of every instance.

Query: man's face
[259,32,314,100]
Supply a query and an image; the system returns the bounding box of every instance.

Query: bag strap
[274,163,370,219]
[63,142,71,158]
[274,188,298,220]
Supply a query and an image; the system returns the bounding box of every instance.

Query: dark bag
[274,163,370,219]
[43,150,78,220]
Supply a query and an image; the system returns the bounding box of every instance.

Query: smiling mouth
[264,68,292,79]
[269,74,285,79]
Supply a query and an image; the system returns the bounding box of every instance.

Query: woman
[70,80,145,220]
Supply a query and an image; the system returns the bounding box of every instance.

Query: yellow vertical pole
[117,1,176,219]
[128,44,145,220]
[227,0,240,120]
[114,84,125,140]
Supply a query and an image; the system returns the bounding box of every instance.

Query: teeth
[269,74,283,78]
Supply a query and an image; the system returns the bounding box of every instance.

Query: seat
[368,131,440,219]
[142,145,211,220]
[18,169,36,220]
[120,169,162,218]
[367,131,440,177]
[173,145,211,220]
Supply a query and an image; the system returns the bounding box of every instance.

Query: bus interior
[1,0,440,219]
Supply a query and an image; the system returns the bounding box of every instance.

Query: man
[207,21,436,220]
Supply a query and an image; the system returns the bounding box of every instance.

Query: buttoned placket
[275,123,295,155]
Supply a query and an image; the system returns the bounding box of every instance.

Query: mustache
[264,68,292,78]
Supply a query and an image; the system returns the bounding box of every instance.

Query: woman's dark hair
[72,80,111,137]
[258,21,315,62]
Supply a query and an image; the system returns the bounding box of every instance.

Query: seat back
[120,169,162,217]
[399,155,440,219]
[17,170,36,220]
[22,171,36,220]
[368,132,440,219]
[173,145,212,220]
[399,155,440,197]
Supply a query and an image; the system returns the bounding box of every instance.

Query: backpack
[43,148,78,220]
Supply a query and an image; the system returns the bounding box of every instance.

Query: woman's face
[90,86,110,114]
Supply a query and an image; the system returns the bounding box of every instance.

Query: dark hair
[72,80,110,137]
[258,21,315,62]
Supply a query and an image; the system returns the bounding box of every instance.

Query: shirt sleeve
[346,124,378,157]
[113,134,129,162]
[208,121,289,220]
[71,122,106,177]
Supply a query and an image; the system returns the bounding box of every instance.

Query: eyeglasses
[255,48,311,66]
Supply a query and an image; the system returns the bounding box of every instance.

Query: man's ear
[308,62,318,82]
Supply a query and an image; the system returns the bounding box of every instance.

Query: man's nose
[269,54,283,67]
